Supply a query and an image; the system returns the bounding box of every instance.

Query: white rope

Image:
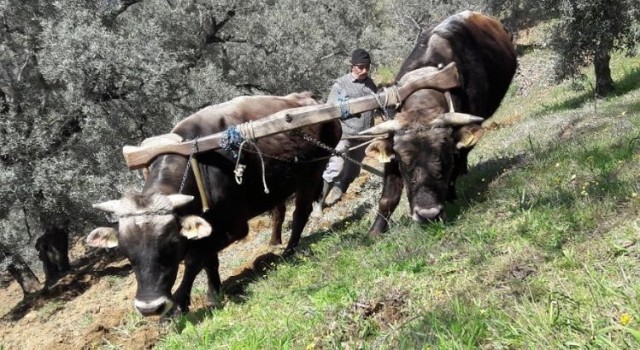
[233,120,270,194]
[371,86,402,121]
[237,120,257,142]
[234,141,247,184]
[371,90,390,120]
[386,85,402,108]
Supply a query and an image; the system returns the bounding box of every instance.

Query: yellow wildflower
[620,313,633,326]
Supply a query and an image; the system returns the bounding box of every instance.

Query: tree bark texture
[7,254,41,295]
[594,51,614,97]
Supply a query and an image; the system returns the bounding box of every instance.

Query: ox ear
[180,215,212,240]
[167,194,194,209]
[454,124,485,149]
[92,200,122,214]
[86,227,119,248]
[365,139,395,163]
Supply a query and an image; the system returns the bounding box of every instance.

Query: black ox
[86,92,340,316]
[362,11,517,235]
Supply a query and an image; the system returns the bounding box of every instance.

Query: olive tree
[0,0,387,296]
[548,0,638,96]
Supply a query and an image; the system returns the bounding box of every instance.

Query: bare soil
[0,170,380,350]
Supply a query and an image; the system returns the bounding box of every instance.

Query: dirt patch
[0,169,381,350]
[350,289,408,328]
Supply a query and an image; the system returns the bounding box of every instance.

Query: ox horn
[432,112,484,126]
[93,199,123,214]
[167,194,194,209]
[359,119,402,135]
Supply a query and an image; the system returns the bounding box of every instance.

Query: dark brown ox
[86,92,340,316]
[363,11,517,235]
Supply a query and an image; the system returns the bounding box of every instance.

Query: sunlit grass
[158,52,640,349]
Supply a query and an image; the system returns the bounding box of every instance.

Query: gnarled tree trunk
[594,51,614,97]
[6,254,41,295]
[36,219,71,287]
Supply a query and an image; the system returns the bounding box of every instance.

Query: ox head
[362,89,484,223]
[86,193,211,316]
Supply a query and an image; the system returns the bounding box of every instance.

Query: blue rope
[337,90,351,120]
[220,126,244,158]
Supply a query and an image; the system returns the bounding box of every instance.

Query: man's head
[350,48,371,80]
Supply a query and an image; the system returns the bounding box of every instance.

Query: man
[313,48,378,216]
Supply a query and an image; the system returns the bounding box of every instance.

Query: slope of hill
[1,44,639,349]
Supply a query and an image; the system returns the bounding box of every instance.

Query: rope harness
[220,121,270,194]
[370,85,402,121]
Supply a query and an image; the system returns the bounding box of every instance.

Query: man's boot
[325,186,343,207]
[312,181,333,218]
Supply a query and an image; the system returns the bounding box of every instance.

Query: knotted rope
[370,85,402,121]
[220,121,270,194]
[337,90,350,120]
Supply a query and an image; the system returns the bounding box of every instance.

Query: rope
[234,142,248,184]
[220,126,244,158]
[237,120,257,142]
[227,120,270,194]
[370,89,389,120]
[370,85,402,121]
[337,90,350,120]
[390,85,402,108]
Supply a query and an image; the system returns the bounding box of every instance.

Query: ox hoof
[283,246,299,257]
[325,187,343,207]
[367,230,382,238]
[311,202,324,218]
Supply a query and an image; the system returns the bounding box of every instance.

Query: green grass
[157,52,640,349]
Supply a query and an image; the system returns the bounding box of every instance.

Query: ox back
[367,11,517,235]
[397,10,517,119]
[87,93,340,316]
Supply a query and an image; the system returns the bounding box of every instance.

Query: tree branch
[235,83,269,95]
[102,0,143,26]
[204,9,237,45]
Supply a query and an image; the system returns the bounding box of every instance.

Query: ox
[86,92,340,316]
[363,11,517,235]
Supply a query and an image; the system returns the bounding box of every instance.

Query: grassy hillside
[156,51,640,349]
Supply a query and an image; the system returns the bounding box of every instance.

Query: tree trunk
[7,254,41,295]
[594,51,614,97]
[36,220,71,287]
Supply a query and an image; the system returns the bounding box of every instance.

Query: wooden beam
[122,62,460,169]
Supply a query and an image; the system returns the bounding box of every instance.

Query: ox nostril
[134,297,173,317]
[412,206,443,223]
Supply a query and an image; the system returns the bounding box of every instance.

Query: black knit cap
[350,48,371,65]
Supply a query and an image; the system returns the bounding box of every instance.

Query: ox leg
[285,185,317,252]
[369,159,404,237]
[203,254,223,307]
[270,202,286,245]
[172,254,204,314]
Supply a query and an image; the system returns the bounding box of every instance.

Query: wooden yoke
[122,62,460,170]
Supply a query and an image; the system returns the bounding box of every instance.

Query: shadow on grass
[218,201,373,304]
[534,66,640,117]
[445,153,527,220]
